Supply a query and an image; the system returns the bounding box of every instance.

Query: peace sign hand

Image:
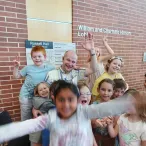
[13,55,20,67]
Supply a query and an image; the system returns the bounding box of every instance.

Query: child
[112,79,127,99]
[84,36,114,90]
[92,79,116,146]
[92,56,126,101]
[77,80,98,146]
[77,80,92,105]
[107,90,146,146]
[33,82,55,114]
[0,80,132,146]
[30,82,55,146]
[13,46,55,121]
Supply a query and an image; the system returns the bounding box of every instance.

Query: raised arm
[100,36,114,62]
[81,33,99,77]
[0,115,48,143]
[13,56,22,79]
[82,95,132,120]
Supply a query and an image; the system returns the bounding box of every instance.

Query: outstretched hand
[81,32,94,51]
[103,36,108,44]
[13,56,20,67]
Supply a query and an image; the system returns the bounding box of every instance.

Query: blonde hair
[105,56,123,71]
[77,80,89,90]
[34,82,50,96]
[125,90,146,122]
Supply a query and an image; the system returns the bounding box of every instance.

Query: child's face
[108,59,122,74]
[98,82,114,102]
[55,88,78,119]
[113,88,125,99]
[78,86,91,105]
[38,83,49,98]
[32,51,46,66]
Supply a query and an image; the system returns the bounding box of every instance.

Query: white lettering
[77,25,131,36]
[77,31,88,37]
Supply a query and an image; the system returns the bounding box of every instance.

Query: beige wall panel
[27,20,72,42]
[26,0,72,23]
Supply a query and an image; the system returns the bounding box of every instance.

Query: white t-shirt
[0,101,129,146]
[118,114,146,146]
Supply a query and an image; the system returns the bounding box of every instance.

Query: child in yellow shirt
[92,56,125,101]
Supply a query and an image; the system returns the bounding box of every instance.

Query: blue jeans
[42,129,50,146]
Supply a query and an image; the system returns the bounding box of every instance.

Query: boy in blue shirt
[13,46,55,146]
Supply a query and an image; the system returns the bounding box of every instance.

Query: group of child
[0,34,146,146]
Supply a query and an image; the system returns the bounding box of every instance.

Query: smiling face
[31,51,46,66]
[55,88,78,119]
[61,51,77,73]
[108,59,122,74]
[78,86,91,105]
[113,88,125,99]
[38,83,49,98]
[98,82,114,102]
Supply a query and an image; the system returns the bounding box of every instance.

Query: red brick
[0,71,12,76]
[0,37,7,42]
[0,85,11,90]
[0,6,4,11]
[0,94,12,98]
[19,42,25,47]
[0,57,9,61]
[0,52,18,57]
[9,47,25,52]
[14,109,20,114]
[0,42,18,47]
[16,3,26,9]
[0,12,16,17]
[6,17,27,24]
[12,92,20,97]
[0,61,13,66]
[0,22,16,28]
[0,76,11,80]
[18,33,28,38]
[17,23,27,29]
[0,48,8,51]
[5,7,26,14]
[0,26,6,31]
[13,100,20,105]
[17,13,26,19]
[0,16,5,21]
[1,80,21,85]
[8,38,26,43]
[0,1,15,7]
[6,0,25,4]
[7,28,27,33]
[0,32,17,37]
[12,83,22,88]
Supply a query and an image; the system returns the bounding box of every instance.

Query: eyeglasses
[80,93,92,97]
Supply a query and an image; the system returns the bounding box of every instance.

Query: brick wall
[1,0,146,121]
[0,0,27,121]
[73,0,146,90]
